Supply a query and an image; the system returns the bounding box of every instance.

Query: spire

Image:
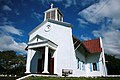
[51,3,53,8]
[44,3,63,22]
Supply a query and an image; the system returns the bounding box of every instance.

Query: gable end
[29,19,72,35]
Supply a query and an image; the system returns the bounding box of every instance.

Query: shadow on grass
[0,76,19,80]
[23,76,120,80]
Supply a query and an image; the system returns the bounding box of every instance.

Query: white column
[25,49,31,73]
[42,46,49,73]
[62,17,63,22]
[44,13,46,21]
[55,10,58,21]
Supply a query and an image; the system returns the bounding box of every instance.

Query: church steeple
[44,4,63,22]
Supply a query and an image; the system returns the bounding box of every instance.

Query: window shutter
[97,62,100,71]
[90,63,92,72]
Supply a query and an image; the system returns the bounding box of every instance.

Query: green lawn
[23,76,120,80]
[0,76,19,80]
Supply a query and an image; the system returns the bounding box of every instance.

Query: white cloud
[80,35,91,41]
[78,0,120,58]
[65,0,76,8]
[14,9,20,15]
[77,18,88,25]
[77,18,89,28]
[2,5,12,11]
[0,25,22,36]
[32,12,42,21]
[93,26,120,57]
[78,1,105,24]
[0,35,27,52]
[0,25,27,53]
[78,0,120,26]
[0,17,14,25]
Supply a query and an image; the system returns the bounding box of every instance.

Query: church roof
[29,19,72,35]
[72,36,102,54]
[44,8,58,12]
[82,38,102,54]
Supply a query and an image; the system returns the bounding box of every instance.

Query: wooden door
[48,53,54,74]
[49,58,54,74]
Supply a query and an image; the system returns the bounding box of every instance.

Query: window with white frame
[93,63,97,71]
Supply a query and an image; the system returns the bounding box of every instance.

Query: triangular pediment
[28,35,48,44]
[27,34,58,50]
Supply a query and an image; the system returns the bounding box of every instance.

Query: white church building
[25,4,107,77]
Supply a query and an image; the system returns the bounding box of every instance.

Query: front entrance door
[49,58,54,74]
[37,54,44,73]
[37,59,42,73]
[48,53,54,74]
[37,53,54,74]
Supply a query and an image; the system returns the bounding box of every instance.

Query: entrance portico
[25,39,57,74]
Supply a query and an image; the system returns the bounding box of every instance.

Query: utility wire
[91,0,110,17]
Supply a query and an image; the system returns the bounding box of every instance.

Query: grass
[23,76,120,80]
[0,76,19,80]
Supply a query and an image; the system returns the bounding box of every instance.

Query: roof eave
[44,8,58,13]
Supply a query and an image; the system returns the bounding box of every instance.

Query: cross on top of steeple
[51,3,53,8]
[44,3,63,22]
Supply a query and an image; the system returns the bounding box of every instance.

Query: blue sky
[0,0,120,58]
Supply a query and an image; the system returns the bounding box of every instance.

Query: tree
[105,54,120,75]
[0,50,26,76]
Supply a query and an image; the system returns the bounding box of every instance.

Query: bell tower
[44,4,63,22]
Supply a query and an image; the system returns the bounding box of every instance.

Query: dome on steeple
[44,4,63,22]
